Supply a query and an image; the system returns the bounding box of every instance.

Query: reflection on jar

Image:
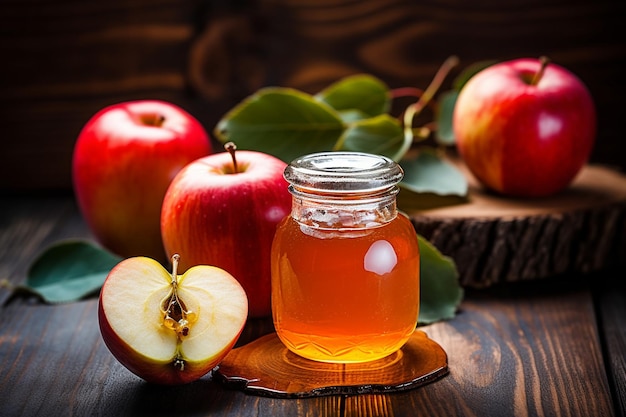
[364,240,398,275]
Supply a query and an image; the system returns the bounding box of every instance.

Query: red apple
[98,254,248,385]
[73,100,211,262]
[160,144,292,317]
[453,57,596,197]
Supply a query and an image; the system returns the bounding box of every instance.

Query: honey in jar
[271,152,420,363]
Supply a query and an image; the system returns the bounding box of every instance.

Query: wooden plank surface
[0,196,619,416]
[595,274,626,417]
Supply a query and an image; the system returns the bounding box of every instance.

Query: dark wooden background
[1,0,624,192]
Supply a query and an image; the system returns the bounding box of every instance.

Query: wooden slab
[407,164,626,288]
[215,330,448,398]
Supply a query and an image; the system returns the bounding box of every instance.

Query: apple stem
[141,113,166,127]
[530,56,550,86]
[171,253,180,285]
[224,141,239,173]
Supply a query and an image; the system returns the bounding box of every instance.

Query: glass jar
[271,152,420,363]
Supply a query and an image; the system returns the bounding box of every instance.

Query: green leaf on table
[334,114,410,161]
[400,148,468,196]
[19,239,122,304]
[435,90,458,146]
[315,74,390,121]
[418,234,464,324]
[215,87,345,163]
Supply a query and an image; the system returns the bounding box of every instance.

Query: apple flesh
[160,145,292,317]
[98,255,248,385]
[453,57,596,197]
[73,100,211,262]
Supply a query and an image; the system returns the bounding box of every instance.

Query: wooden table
[1,195,624,417]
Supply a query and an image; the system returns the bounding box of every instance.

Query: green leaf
[435,90,458,146]
[397,188,467,212]
[19,239,122,303]
[315,74,390,121]
[400,149,468,196]
[334,114,411,161]
[418,234,464,324]
[336,109,371,123]
[452,59,498,91]
[215,87,345,163]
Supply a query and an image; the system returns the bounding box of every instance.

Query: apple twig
[390,87,425,99]
[412,126,432,141]
[403,56,459,143]
[390,87,440,115]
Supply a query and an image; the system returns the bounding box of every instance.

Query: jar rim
[284,152,403,193]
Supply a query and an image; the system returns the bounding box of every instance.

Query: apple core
[160,254,198,341]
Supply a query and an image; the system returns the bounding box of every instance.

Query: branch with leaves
[214,56,491,208]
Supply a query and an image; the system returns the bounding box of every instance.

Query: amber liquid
[271,214,420,363]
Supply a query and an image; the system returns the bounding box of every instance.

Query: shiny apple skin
[161,150,292,317]
[453,58,596,197]
[73,100,211,261]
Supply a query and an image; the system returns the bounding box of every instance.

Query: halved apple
[98,254,248,385]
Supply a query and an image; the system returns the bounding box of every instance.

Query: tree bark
[408,163,626,287]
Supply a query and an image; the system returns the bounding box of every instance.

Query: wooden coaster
[214,330,448,398]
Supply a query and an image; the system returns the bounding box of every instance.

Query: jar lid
[284,152,403,194]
